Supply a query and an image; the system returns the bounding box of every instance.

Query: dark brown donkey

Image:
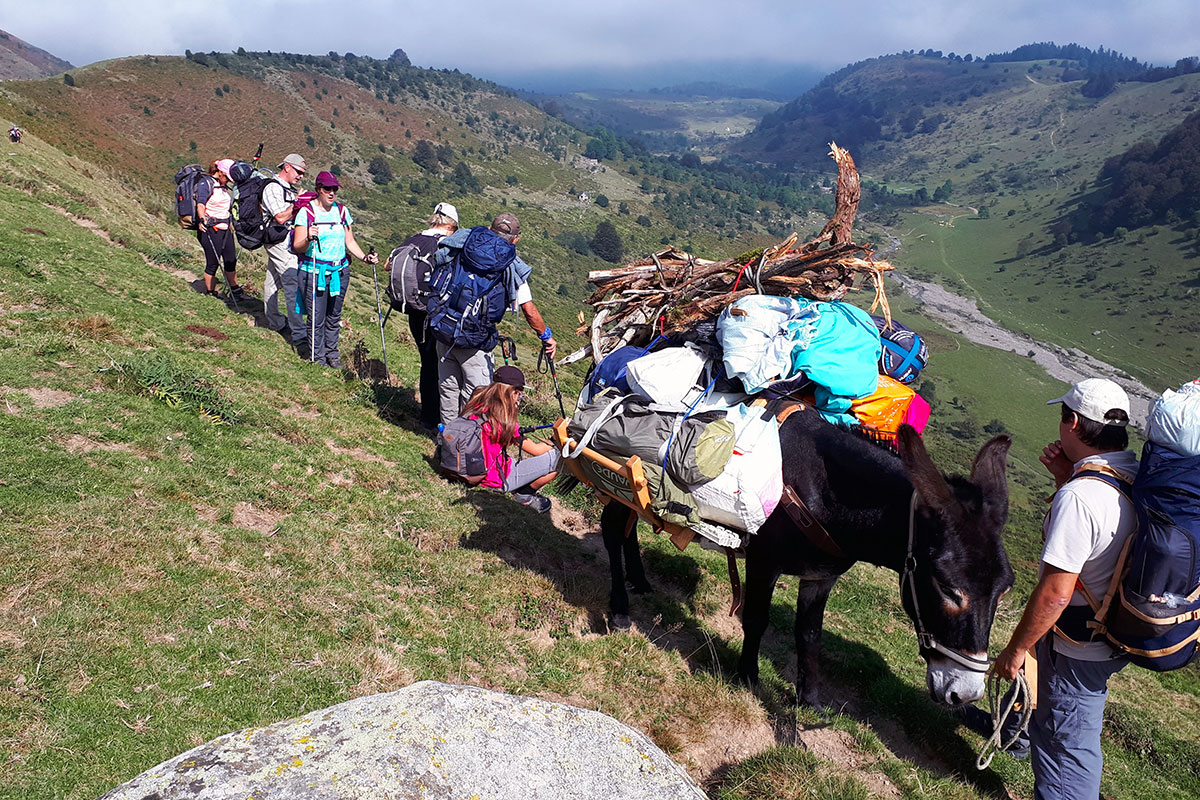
[599,410,1014,708]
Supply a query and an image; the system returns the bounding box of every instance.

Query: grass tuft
[99,351,241,425]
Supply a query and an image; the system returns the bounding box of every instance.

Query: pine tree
[591,221,624,264]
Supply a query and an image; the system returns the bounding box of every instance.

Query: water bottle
[1152,593,1185,608]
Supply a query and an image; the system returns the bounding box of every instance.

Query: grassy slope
[2,60,1199,799]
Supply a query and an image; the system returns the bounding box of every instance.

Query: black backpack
[228,161,293,250]
[426,227,516,350]
[174,164,207,230]
[436,415,489,484]
[386,232,440,314]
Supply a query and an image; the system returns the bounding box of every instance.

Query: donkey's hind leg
[600,502,634,626]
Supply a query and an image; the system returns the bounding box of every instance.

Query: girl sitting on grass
[462,365,559,513]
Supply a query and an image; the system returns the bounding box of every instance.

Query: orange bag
[851,375,925,440]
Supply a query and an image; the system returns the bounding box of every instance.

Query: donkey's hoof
[610,613,632,630]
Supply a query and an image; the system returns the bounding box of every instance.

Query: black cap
[494,365,525,389]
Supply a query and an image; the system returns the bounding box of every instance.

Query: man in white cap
[995,377,1137,800]
[262,153,307,351]
[386,202,459,430]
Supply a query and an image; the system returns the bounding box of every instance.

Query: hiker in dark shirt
[8,126,21,144]
[388,202,458,431]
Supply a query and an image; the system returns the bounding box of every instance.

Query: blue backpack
[1056,443,1200,671]
[427,226,515,350]
[871,315,928,384]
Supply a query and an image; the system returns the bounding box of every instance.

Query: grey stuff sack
[437,415,488,484]
[568,389,735,487]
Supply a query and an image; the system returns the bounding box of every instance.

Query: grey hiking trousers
[263,239,305,346]
[436,341,493,426]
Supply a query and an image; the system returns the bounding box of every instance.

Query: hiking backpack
[1055,443,1200,671]
[436,415,489,484]
[426,226,515,350]
[174,164,207,230]
[385,233,440,314]
[228,161,292,250]
[872,315,929,385]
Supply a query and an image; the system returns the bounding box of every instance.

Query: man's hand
[993,644,1026,681]
[543,337,557,358]
[1040,439,1074,488]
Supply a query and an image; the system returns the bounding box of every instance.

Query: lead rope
[975,669,1033,770]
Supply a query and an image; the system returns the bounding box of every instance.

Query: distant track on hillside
[880,235,1158,427]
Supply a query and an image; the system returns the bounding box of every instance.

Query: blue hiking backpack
[426,226,515,350]
[1056,443,1200,671]
[871,315,928,384]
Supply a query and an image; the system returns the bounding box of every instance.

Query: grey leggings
[502,449,560,492]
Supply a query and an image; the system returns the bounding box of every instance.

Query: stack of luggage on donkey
[566,294,934,540]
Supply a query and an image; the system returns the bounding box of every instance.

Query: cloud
[3,0,1198,79]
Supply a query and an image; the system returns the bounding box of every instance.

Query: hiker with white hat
[196,159,243,300]
[384,201,459,430]
[261,153,308,352]
[995,377,1136,800]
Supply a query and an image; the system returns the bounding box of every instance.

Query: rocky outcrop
[100,681,707,800]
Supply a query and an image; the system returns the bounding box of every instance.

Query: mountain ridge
[0,27,73,80]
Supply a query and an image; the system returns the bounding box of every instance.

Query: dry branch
[564,143,893,365]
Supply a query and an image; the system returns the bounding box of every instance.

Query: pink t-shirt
[478,417,519,489]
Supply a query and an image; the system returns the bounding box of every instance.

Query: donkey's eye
[933,578,968,610]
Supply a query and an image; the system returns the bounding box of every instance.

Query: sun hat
[494,365,526,389]
[1047,378,1130,426]
[314,171,340,188]
[433,201,459,224]
[278,153,307,170]
[214,158,235,176]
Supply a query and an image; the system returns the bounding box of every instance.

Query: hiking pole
[499,335,517,365]
[368,245,389,382]
[537,344,568,420]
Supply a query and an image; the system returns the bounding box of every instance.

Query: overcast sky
[5,0,1199,90]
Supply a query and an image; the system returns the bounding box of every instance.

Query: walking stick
[368,245,389,382]
[537,344,568,420]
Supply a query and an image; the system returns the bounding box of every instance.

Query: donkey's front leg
[795,576,839,709]
[737,546,783,687]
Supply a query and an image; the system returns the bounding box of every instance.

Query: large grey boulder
[100,681,707,800]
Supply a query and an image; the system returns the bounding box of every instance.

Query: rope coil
[975,669,1033,770]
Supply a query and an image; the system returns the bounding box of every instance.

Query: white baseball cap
[1047,378,1130,426]
[433,201,458,223]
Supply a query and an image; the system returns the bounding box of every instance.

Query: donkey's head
[896,426,1014,706]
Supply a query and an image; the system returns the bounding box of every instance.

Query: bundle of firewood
[562,144,894,365]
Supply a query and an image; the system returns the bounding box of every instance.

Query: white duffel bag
[625,344,709,409]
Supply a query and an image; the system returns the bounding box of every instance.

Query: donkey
[599,409,1014,708]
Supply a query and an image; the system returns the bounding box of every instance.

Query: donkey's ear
[970,434,1012,503]
[897,424,952,507]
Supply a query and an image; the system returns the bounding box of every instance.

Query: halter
[900,492,993,673]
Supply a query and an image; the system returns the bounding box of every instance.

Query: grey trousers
[502,449,560,492]
[436,340,493,425]
[263,241,304,345]
[297,266,350,366]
